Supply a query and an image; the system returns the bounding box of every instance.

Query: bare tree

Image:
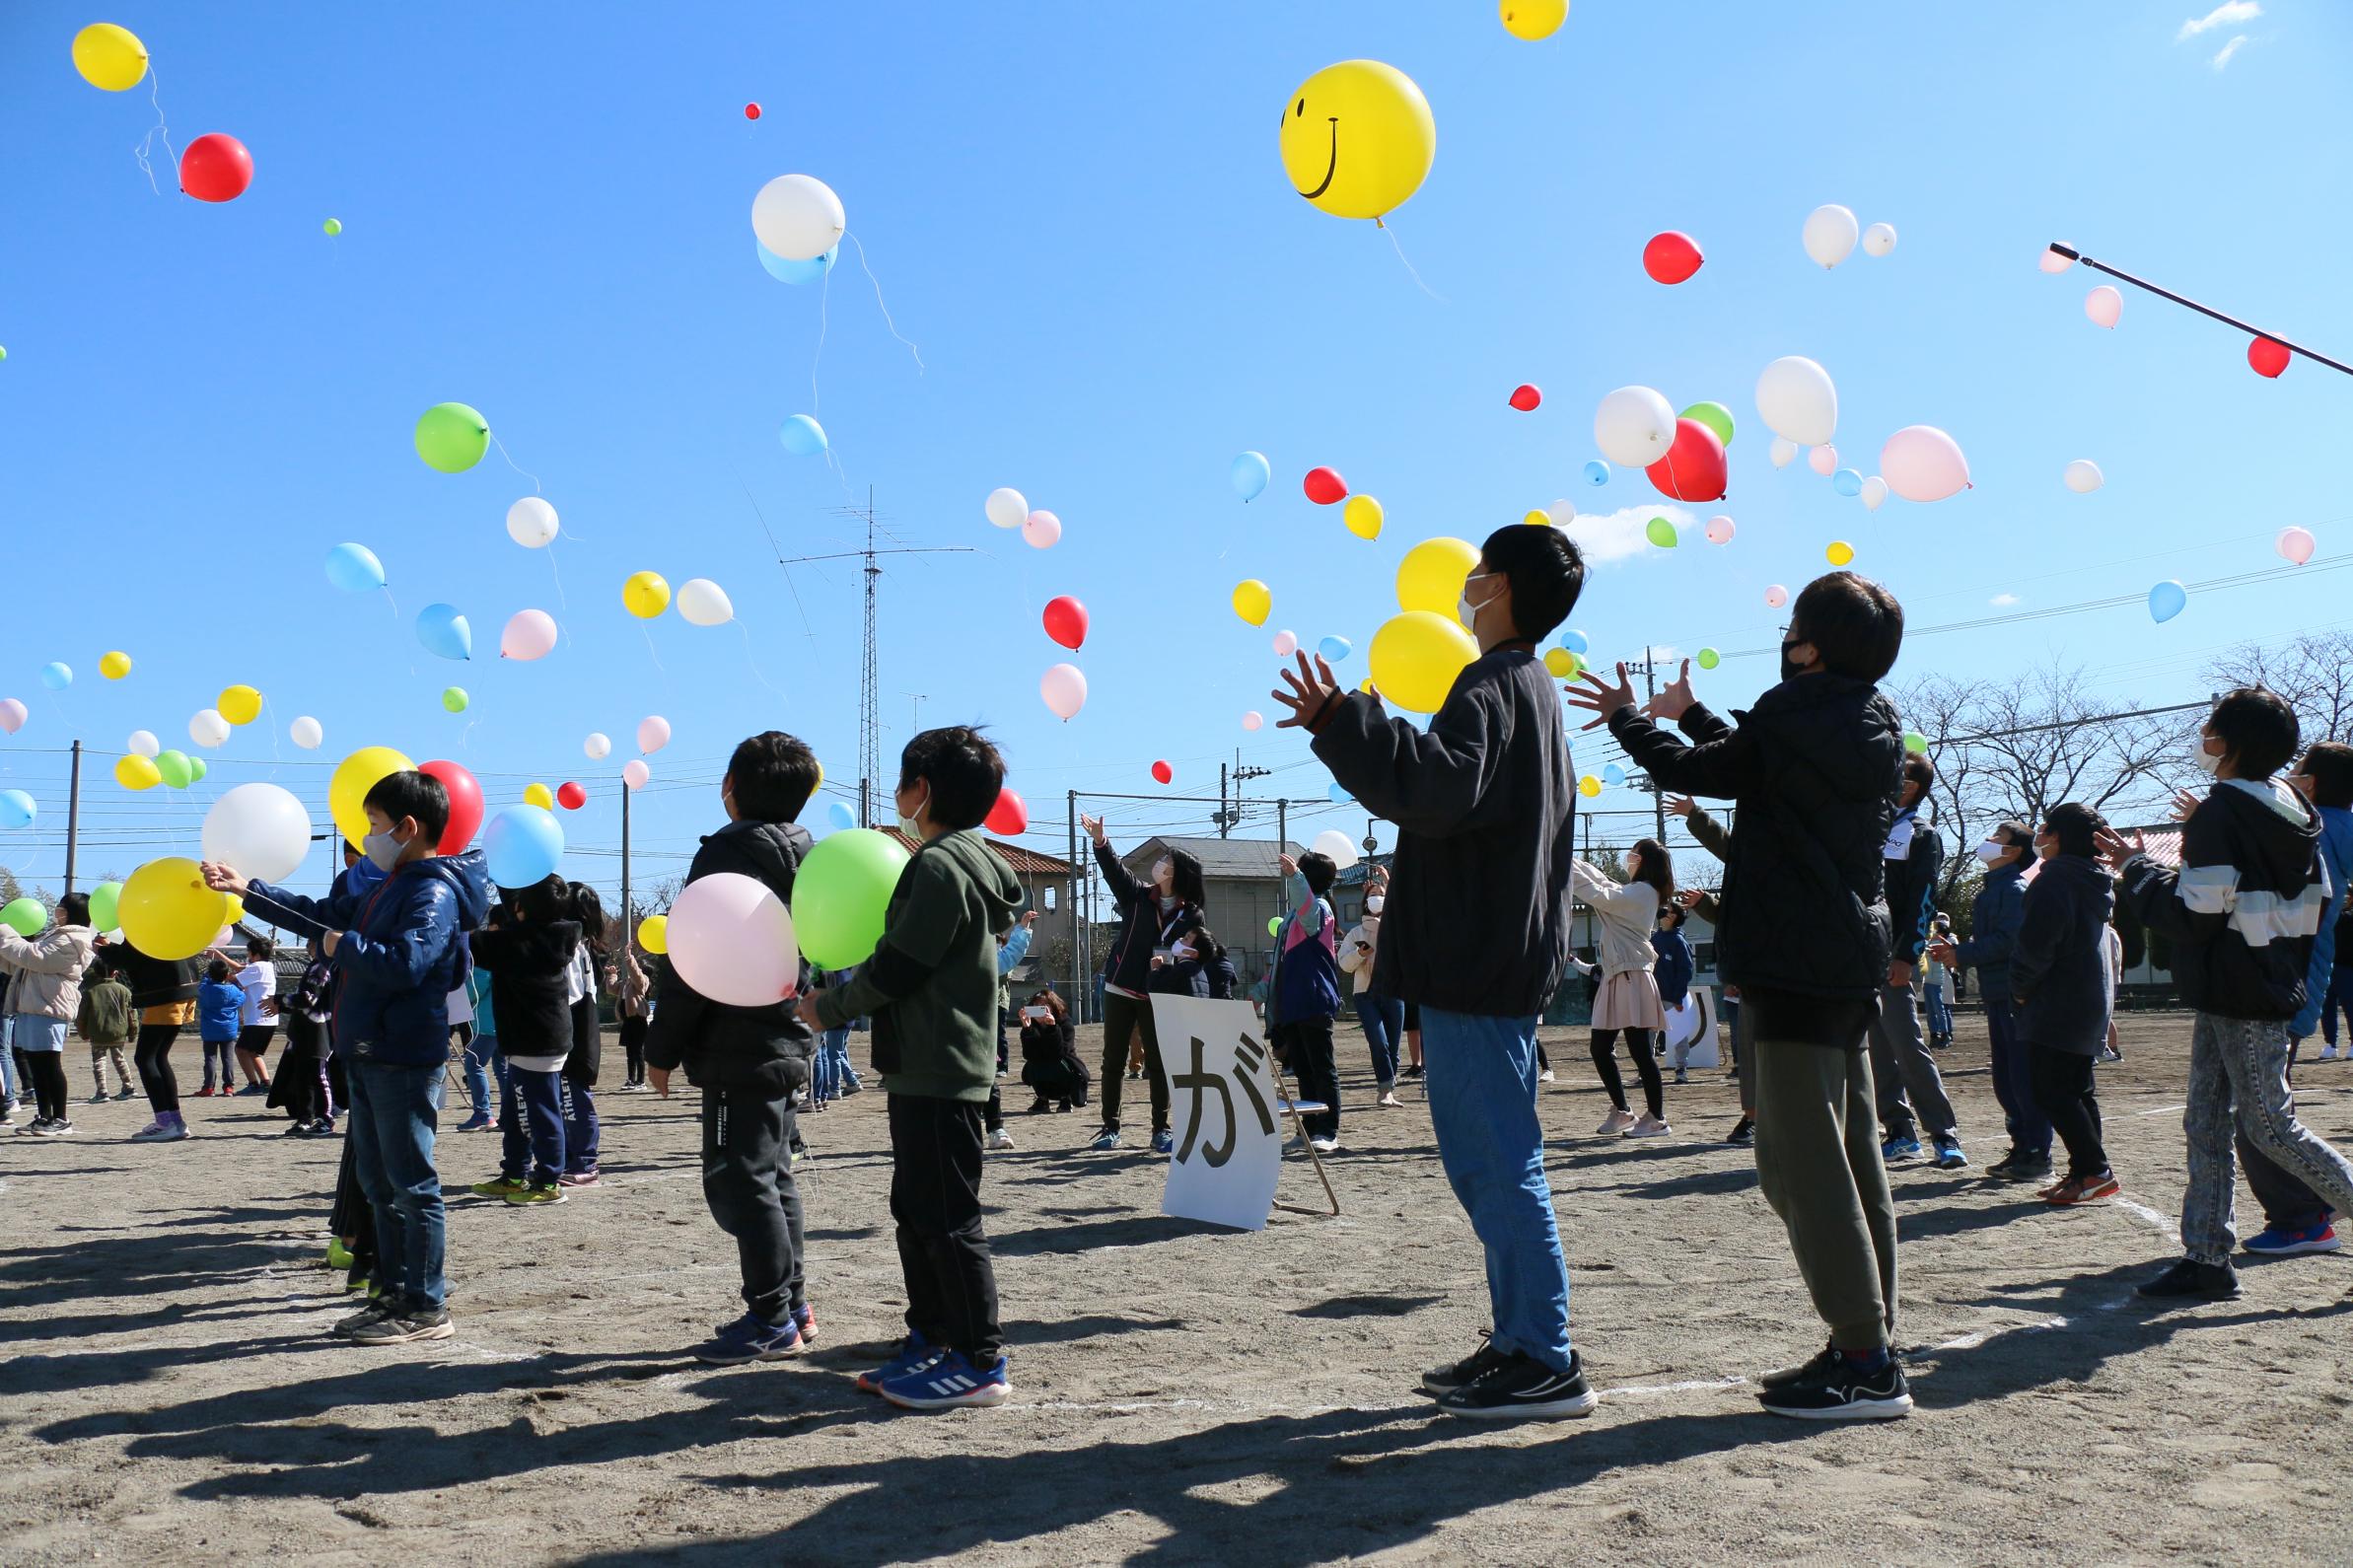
[2202,631,2353,744]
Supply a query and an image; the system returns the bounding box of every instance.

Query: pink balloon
[622,759,651,790]
[2277,526,2317,566]
[1764,584,1789,609]
[1879,426,1972,503]
[1272,630,1298,658]
[667,870,799,1006]
[1021,509,1062,549]
[1704,516,1736,545]
[1807,444,1838,476]
[500,608,558,661]
[2038,247,2074,274]
[0,698,24,735]
[637,715,671,754]
[1242,711,1264,732]
[2085,285,2122,329]
[1040,663,1088,721]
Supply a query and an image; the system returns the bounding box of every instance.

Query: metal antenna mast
[777,486,976,826]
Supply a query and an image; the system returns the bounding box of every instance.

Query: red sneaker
[2044,1172,2120,1206]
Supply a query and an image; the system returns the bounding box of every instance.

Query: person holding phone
[1339,866,1403,1107]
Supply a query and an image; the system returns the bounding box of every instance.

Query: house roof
[1124,835,1308,880]
[876,827,1073,877]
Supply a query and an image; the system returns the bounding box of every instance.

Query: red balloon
[1642,230,1704,285]
[1303,466,1348,505]
[983,787,1029,836]
[744,103,763,120]
[1646,417,1728,503]
[1508,384,1542,411]
[2249,336,2291,379]
[556,781,588,811]
[1151,760,1174,785]
[179,133,253,204]
[1041,595,1089,650]
[418,759,483,855]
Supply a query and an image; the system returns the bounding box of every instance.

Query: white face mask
[895,783,929,836]
[361,829,405,872]
[1365,895,1385,914]
[1172,943,1195,962]
[2193,740,2224,776]
[1973,839,2007,865]
[1458,572,1500,632]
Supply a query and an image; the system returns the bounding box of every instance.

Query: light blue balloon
[483,805,565,889]
[1832,467,1863,497]
[2148,579,2188,624]
[1559,628,1590,655]
[37,661,70,691]
[825,800,856,830]
[1583,460,1611,487]
[1327,782,1353,805]
[415,603,472,661]
[324,541,386,594]
[1602,763,1626,787]
[1230,451,1271,503]
[1318,635,1352,663]
[756,240,838,284]
[0,789,35,828]
[779,413,827,457]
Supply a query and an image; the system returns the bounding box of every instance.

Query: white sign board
[1149,994,1283,1232]
[1664,986,1719,1068]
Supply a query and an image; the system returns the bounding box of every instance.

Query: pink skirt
[1592,969,1666,1032]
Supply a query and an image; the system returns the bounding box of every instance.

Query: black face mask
[1779,637,1808,682]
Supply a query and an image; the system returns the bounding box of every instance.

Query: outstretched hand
[199,860,249,897]
[1648,659,1695,723]
[1079,813,1106,846]
[1663,794,1696,820]
[1271,650,1343,731]
[2094,824,2145,874]
[1562,663,1639,732]
[2169,787,2203,823]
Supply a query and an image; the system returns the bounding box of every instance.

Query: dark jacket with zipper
[643,820,817,1093]
[1956,860,2029,981]
[2120,779,2327,1021]
[1310,646,1577,1017]
[1094,839,1201,996]
[467,919,582,1064]
[2010,853,2115,1054]
[1883,809,1945,964]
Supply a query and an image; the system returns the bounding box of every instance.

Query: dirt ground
[5,1010,2353,1566]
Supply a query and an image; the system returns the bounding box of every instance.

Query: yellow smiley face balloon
[1278,60,1436,222]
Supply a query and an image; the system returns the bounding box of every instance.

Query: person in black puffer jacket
[1590,570,1915,1421]
[1019,988,1088,1111]
[467,879,581,1201]
[2012,804,2119,1205]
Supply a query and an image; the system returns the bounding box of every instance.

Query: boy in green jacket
[800,726,1023,1410]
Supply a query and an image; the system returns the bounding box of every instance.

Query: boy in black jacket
[1276,523,1594,1422]
[2104,687,2353,1301]
[2008,804,2119,1207]
[644,731,821,1364]
[1581,571,1913,1421]
[1870,753,1964,1170]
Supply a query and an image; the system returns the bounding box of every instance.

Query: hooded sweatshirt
[643,819,817,1093]
[2009,853,2115,1054]
[814,827,1023,1103]
[2121,778,2329,1021]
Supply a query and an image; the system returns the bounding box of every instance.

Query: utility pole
[779,488,976,827]
[904,692,927,736]
[1218,752,1270,837]
[64,740,82,896]
[620,777,632,950]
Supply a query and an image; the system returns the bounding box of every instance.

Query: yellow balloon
[1367,610,1479,714]
[118,858,232,962]
[329,746,414,849]
[1542,647,1576,678]
[72,22,149,92]
[99,650,132,679]
[1826,540,1856,566]
[1579,774,1603,799]
[524,782,554,810]
[114,753,162,792]
[218,684,262,726]
[1232,579,1271,626]
[638,914,669,955]
[1278,60,1437,222]
[1523,510,1550,528]
[623,570,672,619]
[1341,494,1385,541]
[1395,536,1480,615]
[1500,0,1569,42]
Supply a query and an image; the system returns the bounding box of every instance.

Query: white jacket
[0,923,98,1021]
[1570,862,1660,979]
[1338,917,1381,994]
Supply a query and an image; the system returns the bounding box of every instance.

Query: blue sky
[2,0,2349,905]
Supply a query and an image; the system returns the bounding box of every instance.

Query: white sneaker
[1376,1090,1401,1108]
[2321,1046,2341,1062]
[1629,1115,1672,1138]
[1597,1108,1636,1136]
[1538,1070,1556,1084]
[1309,1137,1339,1155]
[984,1127,1015,1151]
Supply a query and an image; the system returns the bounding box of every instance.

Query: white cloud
[2212,33,2248,66]
[1989,593,2021,606]
[2177,2,2259,40]
[1563,505,1697,565]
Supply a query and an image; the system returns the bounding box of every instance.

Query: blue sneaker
[2245,1221,2341,1256]
[1151,1129,1175,1156]
[1089,1129,1122,1152]
[1933,1138,1968,1171]
[879,1348,1010,1411]
[856,1331,935,1395]
[693,1312,804,1366]
[1881,1135,1922,1163]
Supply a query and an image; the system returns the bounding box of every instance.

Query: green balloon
[188,756,207,783]
[1645,515,1679,549]
[322,217,342,237]
[1696,647,1721,670]
[1903,730,1931,755]
[443,686,470,713]
[1267,915,1281,937]
[791,827,912,968]
[1680,400,1735,448]
[415,401,490,473]
[155,748,193,789]
[1,896,45,937]
[89,881,122,933]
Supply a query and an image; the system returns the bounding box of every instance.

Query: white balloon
[1272,630,1298,658]
[202,783,315,885]
[677,578,735,626]
[584,732,612,761]
[1756,357,1839,446]
[1040,663,1088,721]
[1311,828,1361,873]
[1809,445,1838,477]
[1764,584,1790,609]
[1768,436,1799,469]
[1242,711,1264,732]
[1860,475,1890,511]
[1802,203,1860,269]
[983,487,1028,530]
[622,759,651,791]
[1880,426,1972,503]
[750,173,847,261]
[2063,459,2105,494]
[1704,516,1736,545]
[1861,222,1897,258]
[506,497,559,549]
[668,871,800,1007]
[289,715,323,750]
[188,709,230,748]
[637,715,672,754]
[2085,285,2122,329]
[1593,386,1678,468]
[126,730,159,758]
[1544,498,1577,529]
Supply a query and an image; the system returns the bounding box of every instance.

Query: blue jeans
[2184,1012,2353,1263]
[1421,1008,1574,1374]
[502,1065,567,1183]
[462,1032,504,1121]
[1982,983,2049,1156]
[1924,982,1951,1040]
[1353,993,1404,1088]
[814,1028,859,1101]
[347,1059,448,1314]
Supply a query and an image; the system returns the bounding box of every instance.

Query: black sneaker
[1434,1350,1597,1421]
[1420,1331,1509,1395]
[1400,1064,1425,1082]
[1757,1349,1912,1420]
[1758,1341,1840,1391]
[1725,1115,1754,1147]
[1986,1150,2053,1184]
[2138,1257,2242,1301]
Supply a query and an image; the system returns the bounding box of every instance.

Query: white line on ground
[2111,1197,2177,1238]
[2135,1105,2187,1117]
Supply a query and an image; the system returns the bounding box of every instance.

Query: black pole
[620,779,632,947]
[64,739,81,896]
[2046,243,2353,377]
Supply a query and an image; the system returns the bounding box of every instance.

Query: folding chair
[1269,1068,1341,1218]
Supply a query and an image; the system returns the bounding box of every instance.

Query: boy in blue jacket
[205,770,489,1344]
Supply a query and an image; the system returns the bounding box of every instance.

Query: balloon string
[544,539,570,611]
[1383,222,1447,304]
[639,621,668,675]
[131,60,178,196]
[846,233,924,373]
[262,695,282,769]
[732,618,794,706]
[491,434,542,495]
